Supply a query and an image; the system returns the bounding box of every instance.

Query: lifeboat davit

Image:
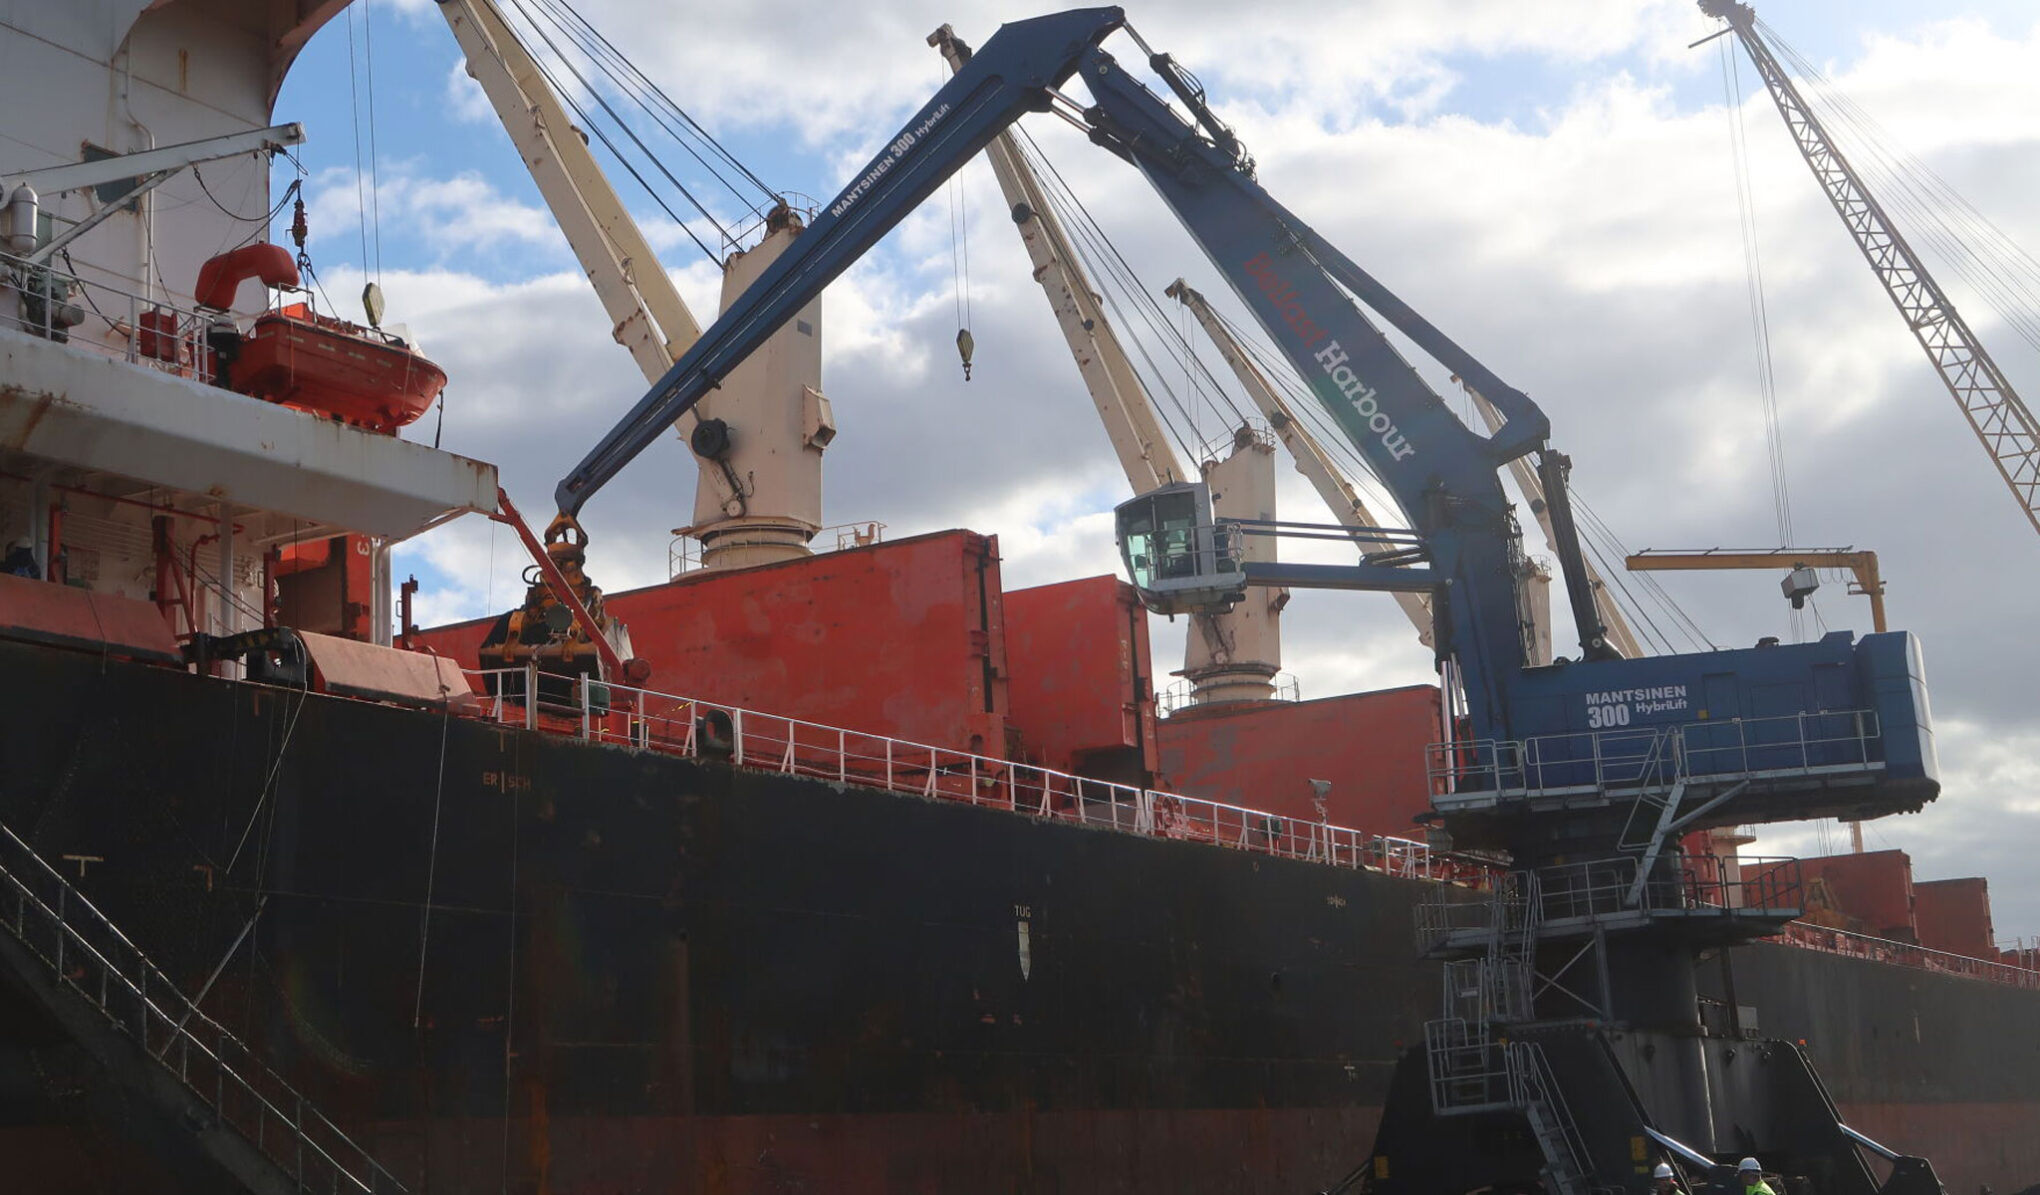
[196,245,446,435]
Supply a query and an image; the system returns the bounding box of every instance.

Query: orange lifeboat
[196,244,446,435]
[229,303,446,434]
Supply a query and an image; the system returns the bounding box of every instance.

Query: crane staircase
[1419,874,1602,1195]
[1408,838,1816,1195]
[0,820,403,1195]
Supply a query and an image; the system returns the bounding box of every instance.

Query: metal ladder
[0,821,404,1194]
[1508,1040,1592,1195]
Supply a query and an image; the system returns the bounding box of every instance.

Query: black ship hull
[0,638,2033,1192]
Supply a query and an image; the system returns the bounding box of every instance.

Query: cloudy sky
[273,0,2040,935]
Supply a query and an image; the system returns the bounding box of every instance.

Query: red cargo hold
[1914,877,1994,961]
[1156,685,1442,835]
[415,530,1010,756]
[1799,850,1916,941]
[1004,575,1158,784]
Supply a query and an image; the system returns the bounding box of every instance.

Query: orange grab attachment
[195,244,301,311]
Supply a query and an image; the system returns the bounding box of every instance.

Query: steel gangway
[0,820,404,1194]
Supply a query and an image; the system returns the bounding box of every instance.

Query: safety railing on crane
[463,665,1501,888]
[1533,854,1804,923]
[1429,709,1885,797]
[0,820,404,1194]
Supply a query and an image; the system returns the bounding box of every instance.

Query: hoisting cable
[526,0,782,215]
[499,0,735,262]
[1760,19,2040,358]
[360,0,383,284]
[1572,495,1717,654]
[949,165,974,380]
[1015,127,1253,455]
[1720,38,1796,563]
[344,0,374,283]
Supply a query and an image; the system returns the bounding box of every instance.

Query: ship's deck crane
[1702,0,2040,540]
[551,9,1944,1189]
[441,0,832,570]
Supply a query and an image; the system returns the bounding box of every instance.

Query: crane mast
[1704,0,2040,539]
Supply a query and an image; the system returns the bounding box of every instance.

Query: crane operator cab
[1113,482,1247,615]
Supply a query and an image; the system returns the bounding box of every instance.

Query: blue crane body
[555,7,1936,841]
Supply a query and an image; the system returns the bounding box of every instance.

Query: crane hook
[956,327,975,381]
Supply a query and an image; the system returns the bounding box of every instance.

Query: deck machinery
[552,10,1945,1194]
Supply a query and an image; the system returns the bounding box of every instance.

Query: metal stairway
[1508,1041,1592,1195]
[0,821,404,1194]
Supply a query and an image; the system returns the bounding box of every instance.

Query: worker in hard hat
[1652,1161,1680,1195]
[1737,1158,1776,1195]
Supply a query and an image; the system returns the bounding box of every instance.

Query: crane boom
[1166,278,1435,647]
[1704,0,2040,539]
[439,0,701,379]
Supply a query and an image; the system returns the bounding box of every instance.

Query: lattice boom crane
[1703,0,2040,539]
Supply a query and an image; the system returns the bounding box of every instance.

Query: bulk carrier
[0,3,2035,1195]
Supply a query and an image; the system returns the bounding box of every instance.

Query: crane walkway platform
[0,820,403,1195]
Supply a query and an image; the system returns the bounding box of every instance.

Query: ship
[0,3,2035,1195]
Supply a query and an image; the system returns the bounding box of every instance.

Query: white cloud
[443,57,494,126]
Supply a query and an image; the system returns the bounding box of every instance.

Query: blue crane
[555,6,1935,858]
[555,13,1955,1189]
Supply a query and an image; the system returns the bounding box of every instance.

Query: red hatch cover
[297,630,478,712]
[0,573,181,665]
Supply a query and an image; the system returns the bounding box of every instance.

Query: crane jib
[1241,252,1414,462]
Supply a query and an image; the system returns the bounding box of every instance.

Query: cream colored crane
[439,0,695,377]
[440,0,830,567]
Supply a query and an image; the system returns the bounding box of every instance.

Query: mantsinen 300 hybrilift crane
[555,13,1942,1190]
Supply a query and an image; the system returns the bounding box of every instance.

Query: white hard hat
[1738,1159,1763,1174]
[1654,1163,1675,1180]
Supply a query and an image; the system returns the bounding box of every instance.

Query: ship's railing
[0,248,225,384]
[1156,671,1300,717]
[0,821,403,1193]
[1429,709,1883,795]
[463,666,1501,888]
[1779,921,2040,990]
